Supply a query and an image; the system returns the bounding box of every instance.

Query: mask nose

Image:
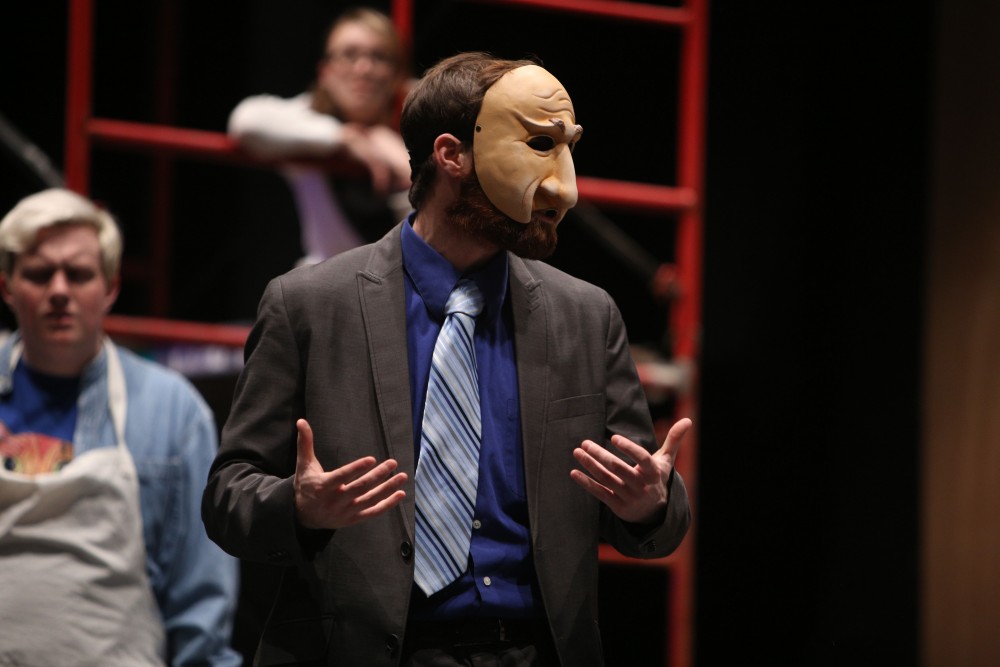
[537,149,578,212]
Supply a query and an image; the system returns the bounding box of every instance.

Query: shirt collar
[401,216,509,323]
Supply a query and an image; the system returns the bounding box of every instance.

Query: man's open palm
[293,418,408,530]
[570,417,691,524]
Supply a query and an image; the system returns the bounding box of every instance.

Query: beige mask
[472,65,583,224]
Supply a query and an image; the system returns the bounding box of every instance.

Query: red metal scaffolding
[64,1,708,664]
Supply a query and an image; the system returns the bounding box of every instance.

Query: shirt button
[483,576,492,586]
[472,519,482,530]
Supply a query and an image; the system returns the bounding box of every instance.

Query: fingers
[570,419,691,524]
[325,464,408,528]
[569,467,616,506]
[571,436,667,524]
[295,457,407,530]
[340,457,404,497]
[293,418,408,529]
[362,490,408,519]
[574,439,638,487]
[349,472,409,522]
[327,454,380,485]
[572,421,689,495]
[569,445,637,519]
[340,460,409,518]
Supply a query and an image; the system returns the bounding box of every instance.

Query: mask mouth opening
[536,209,560,224]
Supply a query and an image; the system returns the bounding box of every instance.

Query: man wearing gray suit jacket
[203,52,691,667]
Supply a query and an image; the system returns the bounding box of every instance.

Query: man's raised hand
[293,418,407,530]
[570,417,691,525]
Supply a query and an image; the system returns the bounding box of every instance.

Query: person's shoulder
[113,345,218,461]
[511,256,624,328]
[513,256,612,300]
[280,242,380,287]
[276,228,402,290]
[114,344,208,406]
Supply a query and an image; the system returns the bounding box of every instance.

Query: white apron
[0,340,166,667]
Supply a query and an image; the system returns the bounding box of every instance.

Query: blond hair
[0,188,122,282]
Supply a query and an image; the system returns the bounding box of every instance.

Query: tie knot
[445,279,484,318]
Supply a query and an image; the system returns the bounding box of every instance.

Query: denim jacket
[0,333,242,666]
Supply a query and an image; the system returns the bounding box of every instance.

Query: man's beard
[446,172,559,260]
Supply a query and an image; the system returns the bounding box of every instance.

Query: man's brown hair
[400,52,537,210]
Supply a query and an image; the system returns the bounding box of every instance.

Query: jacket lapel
[509,255,548,540]
[357,227,415,532]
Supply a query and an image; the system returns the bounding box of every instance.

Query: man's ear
[432,134,471,178]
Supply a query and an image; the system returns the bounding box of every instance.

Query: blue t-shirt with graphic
[0,361,78,473]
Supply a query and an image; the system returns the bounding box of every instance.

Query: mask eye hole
[527,135,556,151]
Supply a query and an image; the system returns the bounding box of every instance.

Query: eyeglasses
[326,47,394,69]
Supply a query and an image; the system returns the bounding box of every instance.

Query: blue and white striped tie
[414,279,485,596]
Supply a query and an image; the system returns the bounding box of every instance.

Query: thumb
[659,417,693,459]
[296,418,317,471]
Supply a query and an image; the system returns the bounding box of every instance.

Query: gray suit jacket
[203,224,690,666]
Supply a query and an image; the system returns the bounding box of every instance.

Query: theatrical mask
[473,65,583,224]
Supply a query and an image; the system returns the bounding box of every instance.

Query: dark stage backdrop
[699,2,927,665]
[1,1,928,665]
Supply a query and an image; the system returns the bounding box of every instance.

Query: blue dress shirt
[401,220,543,620]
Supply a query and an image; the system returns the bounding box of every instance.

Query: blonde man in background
[0,188,241,666]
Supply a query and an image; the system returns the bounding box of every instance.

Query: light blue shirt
[0,333,242,667]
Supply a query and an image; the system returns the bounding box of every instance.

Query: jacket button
[386,634,400,653]
[400,541,413,560]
